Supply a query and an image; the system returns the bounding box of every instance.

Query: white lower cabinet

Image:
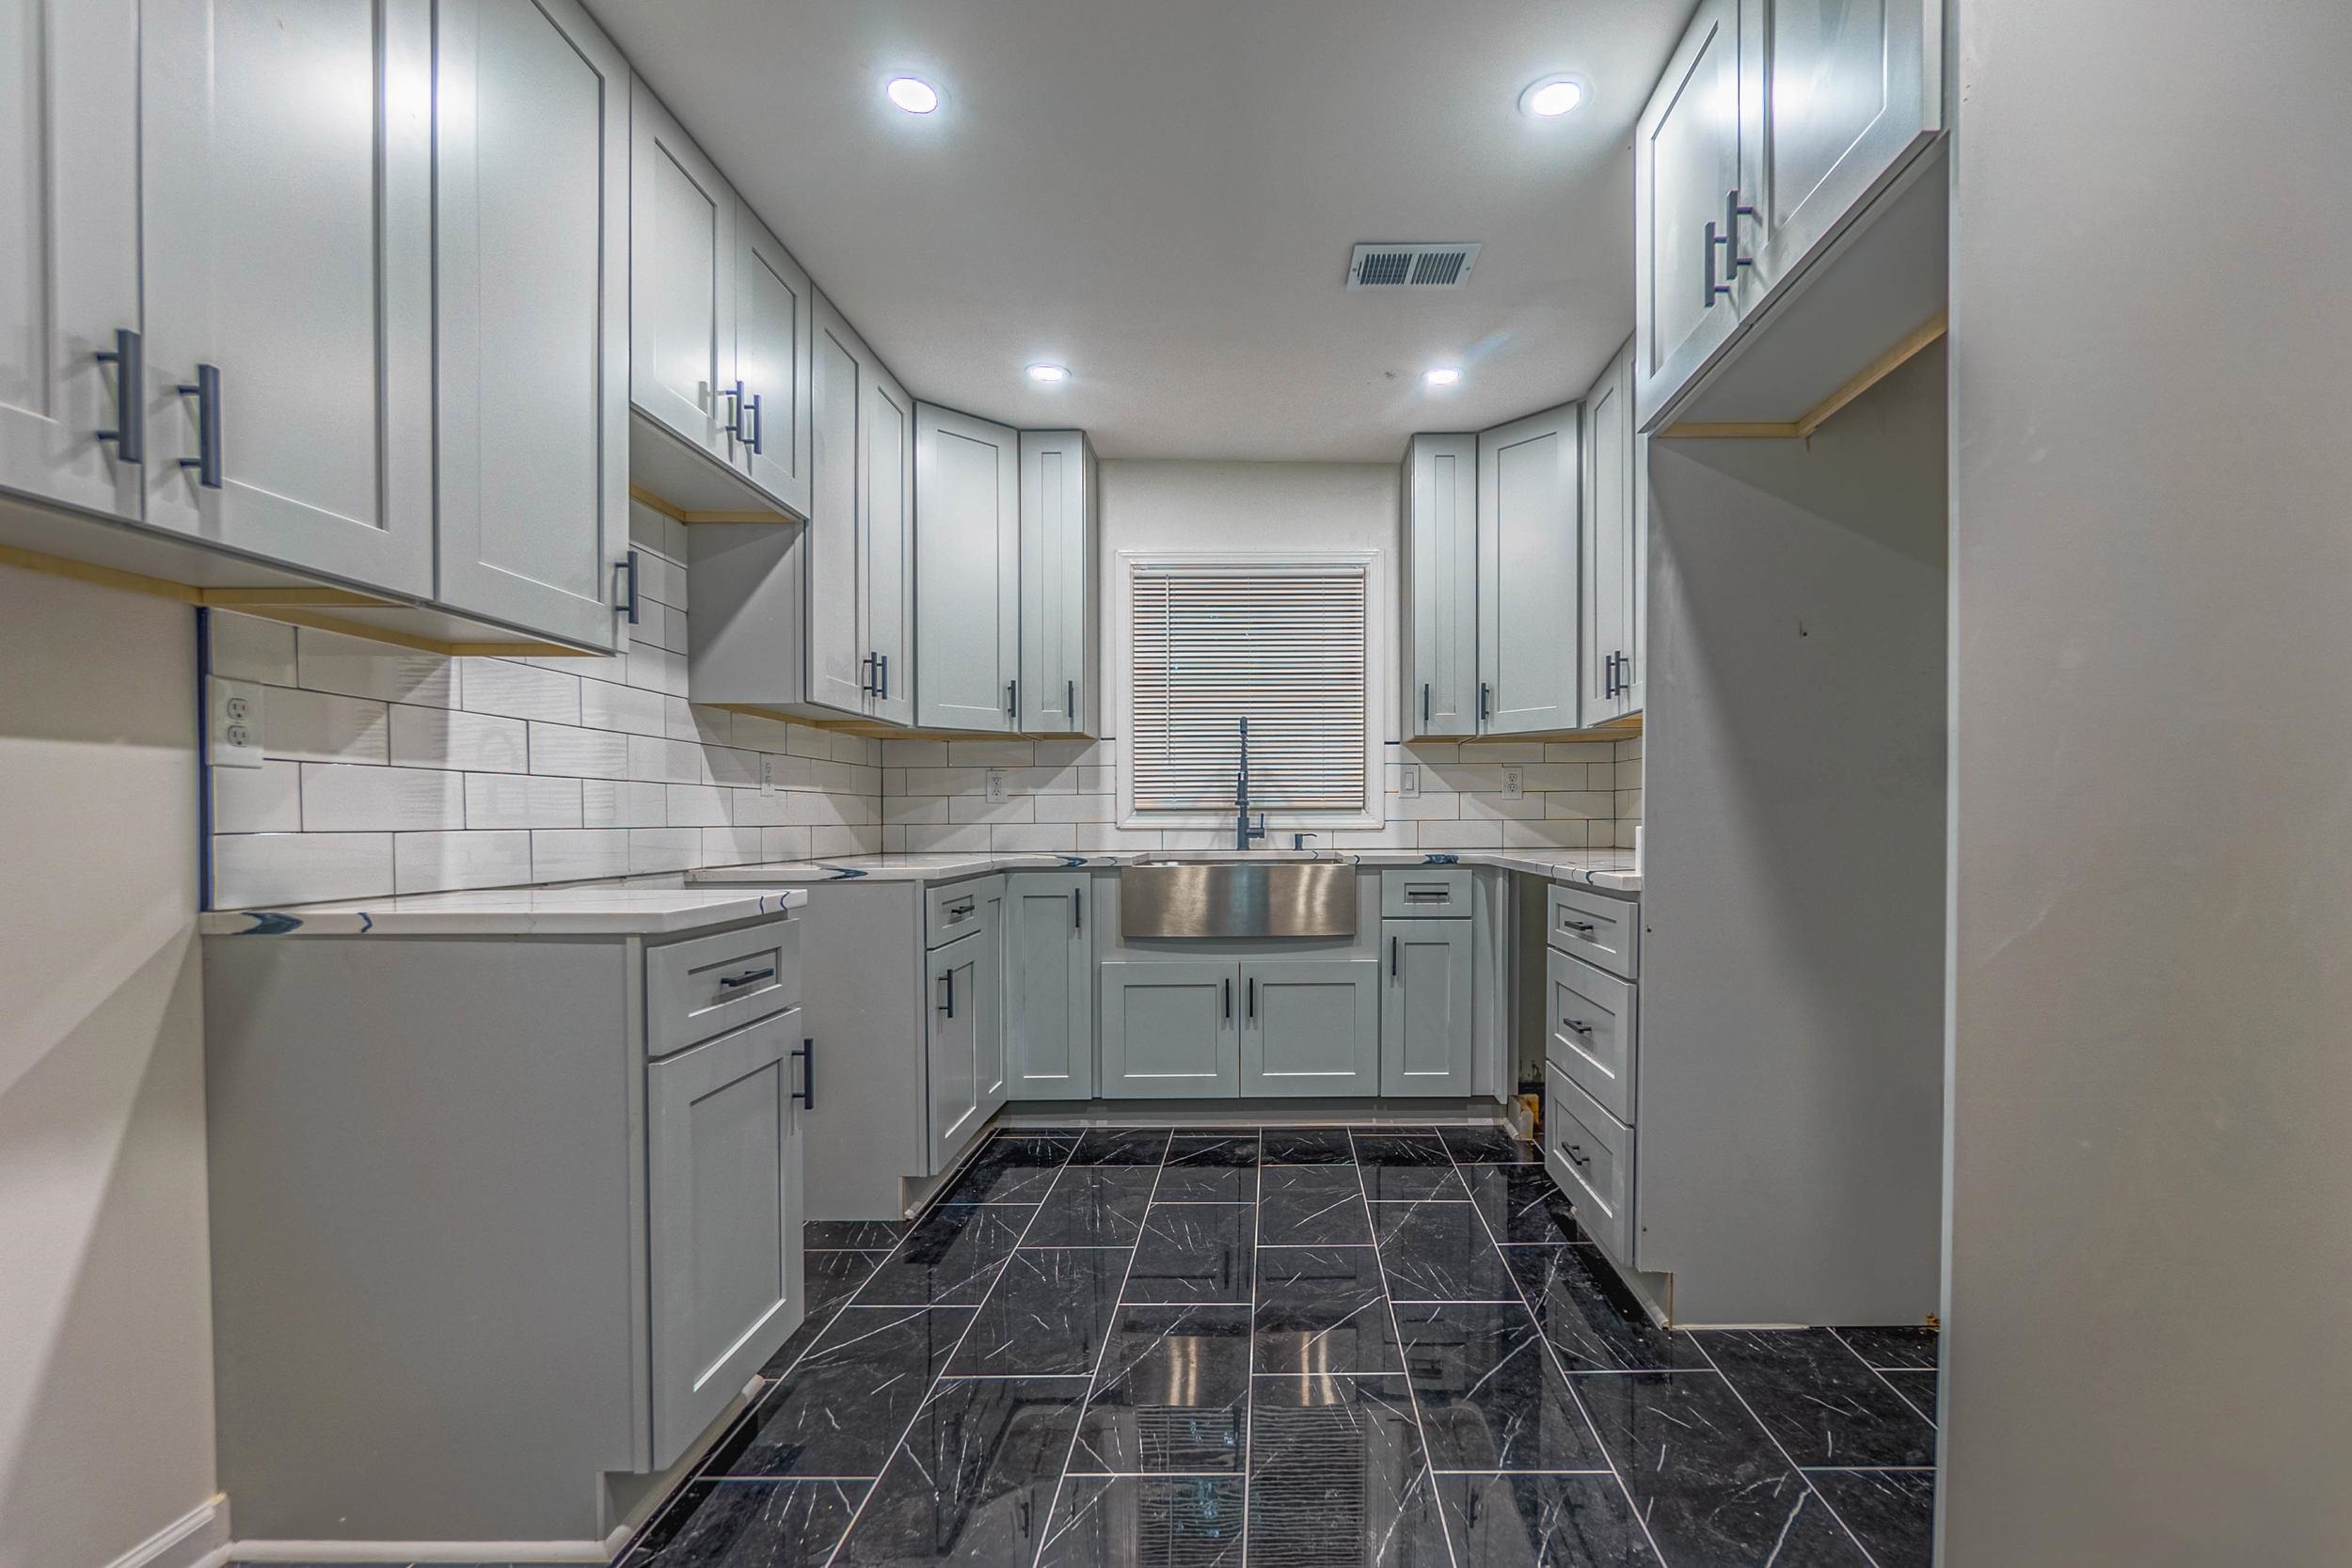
[926,914,1003,1173]
[1240,958,1380,1096]
[1006,872,1095,1099]
[646,1006,804,1464]
[1381,918,1474,1096]
[1099,960,1240,1098]
[1545,1059,1635,1262]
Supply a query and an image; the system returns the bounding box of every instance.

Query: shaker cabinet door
[1477,404,1581,734]
[1100,961,1238,1099]
[914,403,1021,733]
[1240,958,1380,1098]
[864,363,916,727]
[1019,429,1095,736]
[1634,0,1750,424]
[1580,338,1638,724]
[803,295,868,717]
[927,933,986,1171]
[735,213,815,519]
[629,80,737,467]
[1006,873,1095,1101]
[1381,920,1474,1097]
[1403,434,1480,738]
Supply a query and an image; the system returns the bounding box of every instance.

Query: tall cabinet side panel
[801,882,929,1217]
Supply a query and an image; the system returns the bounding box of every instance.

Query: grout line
[816,1135,1081,1568]
[1800,1465,1939,1473]
[1456,1139,1675,1568]
[1241,1128,1263,1568]
[1354,1126,1460,1568]
[1685,1332,1887,1568]
[1826,1326,1945,1427]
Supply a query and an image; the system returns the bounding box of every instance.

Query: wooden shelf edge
[629,484,797,527]
[1659,309,1948,444]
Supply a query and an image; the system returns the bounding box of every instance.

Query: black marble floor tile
[1349,1132,1451,1166]
[833,1375,1085,1568]
[1024,1166,1158,1247]
[758,1298,845,1380]
[806,1250,890,1314]
[1253,1245,1398,1373]
[1073,1304,1252,1473]
[623,1479,868,1567]
[1374,1202,1520,1302]
[1167,1131,1261,1164]
[1502,1245,1708,1372]
[858,1205,1029,1306]
[711,1307,975,1479]
[1808,1468,1935,1568]
[1247,1372,1450,1568]
[1434,1472,1661,1568]
[1439,1127,1543,1164]
[1257,1164,1373,1245]
[1355,1132,1470,1201]
[1153,1164,1259,1203]
[1578,1371,1870,1567]
[946,1247,1127,1376]
[1884,1370,1938,1425]
[1463,1165,1586,1245]
[1835,1324,1940,1370]
[1393,1302,1610,1472]
[1127,1203,1254,1304]
[1699,1330,1936,1467]
[807,1219,912,1250]
[1037,1475,1245,1568]
[938,1135,1073,1203]
[1068,1126,1172,1164]
[1262,1127,1357,1164]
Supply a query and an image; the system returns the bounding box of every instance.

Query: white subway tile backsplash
[809,824,882,858]
[625,640,686,697]
[210,614,296,685]
[214,832,392,906]
[581,779,667,829]
[1546,791,1616,820]
[529,721,632,780]
[947,740,1034,768]
[394,830,532,894]
[950,795,1036,825]
[1459,740,1546,764]
[700,826,764,864]
[579,676,668,737]
[759,826,814,863]
[300,763,465,832]
[1033,794,1113,823]
[1461,792,1545,821]
[297,627,455,707]
[906,823,992,853]
[628,828,702,874]
[460,658,580,724]
[211,759,300,833]
[666,784,733,828]
[1504,818,1590,848]
[990,824,1076,852]
[263,689,389,764]
[390,705,529,772]
[465,773,582,831]
[1418,819,1504,849]
[881,738,949,768]
[531,828,631,884]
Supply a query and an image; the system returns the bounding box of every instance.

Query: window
[1121,555,1378,826]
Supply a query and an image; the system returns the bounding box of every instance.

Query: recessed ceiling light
[1519,76,1585,118]
[1026,363,1070,384]
[886,76,940,114]
[1423,367,1463,388]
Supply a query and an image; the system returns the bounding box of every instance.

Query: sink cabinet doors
[1099,960,1240,1098]
[1239,958,1380,1097]
[1099,956,1378,1099]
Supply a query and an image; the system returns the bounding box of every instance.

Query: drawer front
[1381,867,1473,919]
[1545,947,1637,1123]
[1546,883,1640,978]
[926,876,1001,948]
[646,919,802,1057]
[1545,1061,1635,1264]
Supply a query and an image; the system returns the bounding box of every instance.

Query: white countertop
[689,847,1640,894]
[198,884,808,937]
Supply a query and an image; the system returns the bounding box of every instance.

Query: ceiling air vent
[1346,242,1482,291]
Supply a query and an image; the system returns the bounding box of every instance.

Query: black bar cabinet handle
[1247,976,1256,1020]
[177,364,222,488]
[940,971,955,1018]
[878,653,889,700]
[717,965,774,990]
[1223,977,1232,1020]
[95,328,143,463]
[793,1038,816,1109]
[1391,936,1399,977]
[1073,889,1082,930]
[1067,679,1075,719]
[746,391,764,455]
[617,549,641,625]
[1007,678,1018,720]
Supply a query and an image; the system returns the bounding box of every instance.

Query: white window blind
[1128,562,1371,814]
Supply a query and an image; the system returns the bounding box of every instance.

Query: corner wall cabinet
[1477,403,1582,734]
[1018,429,1099,736]
[914,403,1022,733]
[1400,434,1480,737]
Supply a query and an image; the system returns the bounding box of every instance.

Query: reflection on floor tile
[636,1124,1939,1568]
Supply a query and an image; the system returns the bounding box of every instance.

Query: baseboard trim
[216,1540,610,1564]
[104,1497,230,1568]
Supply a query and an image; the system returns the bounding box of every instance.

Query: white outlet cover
[208,677,265,768]
[1503,766,1524,800]
[986,768,1008,803]
[1398,765,1420,799]
[760,754,778,795]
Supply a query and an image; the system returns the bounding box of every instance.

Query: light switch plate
[986,768,1008,803]
[208,677,264,768]
[1398,765,1420,799]
[1502,766,1524,800]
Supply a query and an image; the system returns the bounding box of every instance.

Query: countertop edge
[197,886,809,938]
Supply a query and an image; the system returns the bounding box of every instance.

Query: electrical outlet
[986,768,1008,803]
[1398,765,1420,799]
[208,677,264,768]
[760,754,778,796]
[1502,766,1524,800]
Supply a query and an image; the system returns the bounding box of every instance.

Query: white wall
[1945,1,2352,1560]
[0,564,219,1568]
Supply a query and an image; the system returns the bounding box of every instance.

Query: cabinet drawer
[1547,947,1637,1124]
[1546,884,1639,978]
[926,877,1000,948]
[1381,867,1473,919]
[646,920,801,1057]
[1544,1062,1635,1264]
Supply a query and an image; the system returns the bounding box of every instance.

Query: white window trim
[1115,548,1385,832]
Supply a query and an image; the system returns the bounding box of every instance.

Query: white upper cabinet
[914,404,1021,734]
[435,0,628,650]
[1477,404,1581,734]
[1018,429,1096,736]
[1580,338,1642,724]
[864,361,914,726]
[0,0,140,523]
[629,81,737,472]
[803,295,867,717]
[735,213,816,521]
[141,0,435,596]
[1401,433,1479,738]
[1634,0,1750,426]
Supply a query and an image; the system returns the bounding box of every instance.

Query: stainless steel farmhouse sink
[1119,860,1355,940]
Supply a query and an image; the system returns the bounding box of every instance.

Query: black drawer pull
[1560,919,1597,934]
[717,965,775,990]
[1404,887,1449,899]
[1562,1142,1592,1169]
[1563,1018,1592,1035]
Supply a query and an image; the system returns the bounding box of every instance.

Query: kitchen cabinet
[1580,336,1643,723]
[628,82,736,475]
[1634,0,1748,424]
[435,0,629,651]
[864,355,916,726]
[1380,918,1473,1097]
[1477,403,1581,733]
[1099,960,1240,1098]
[1006,872,1094,1100]
[1400,434,1479,738]
[1019,429,1097,736]
[1538,886,1641,1269]
[926,919,1003,1171]
[0,0,140,523]
[1239,958,1380,1097]
[140,0,435,596]
[735,211,816,520]
[646,1005,805,1462]
[914,403,1021,733]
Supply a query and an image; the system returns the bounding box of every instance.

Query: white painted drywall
[1945,1,2352,1559]
[0,565,217,1567]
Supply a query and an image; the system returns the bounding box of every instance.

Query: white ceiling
[585,0,1688,461]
